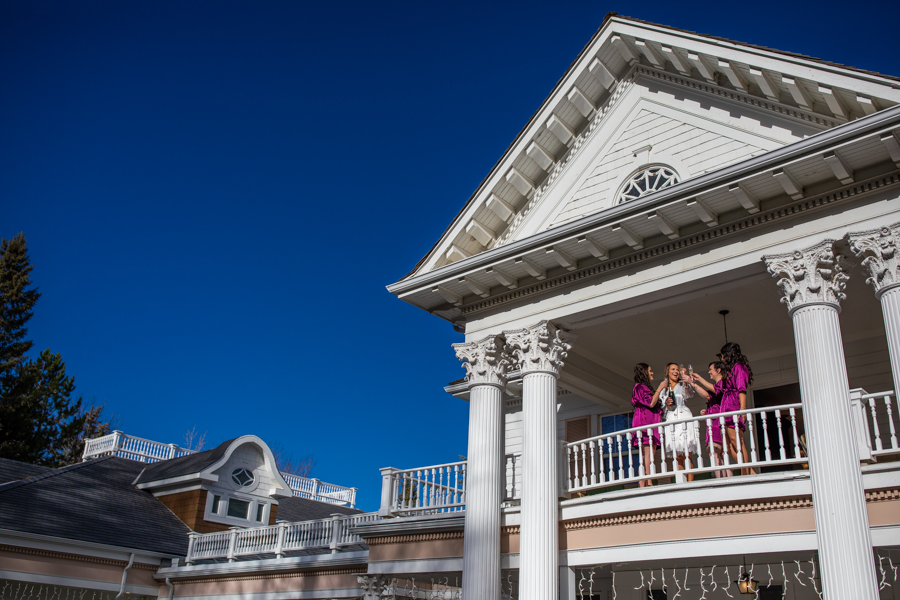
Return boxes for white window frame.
[204,490,270,527]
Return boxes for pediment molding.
[402,17,900,282]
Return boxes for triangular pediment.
[403,14,900,279]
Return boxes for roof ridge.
[0,456,114,494]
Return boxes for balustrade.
[381,461,467,516]
[185,512,379,564]
[851,388,899,459]
[564,403,807,492]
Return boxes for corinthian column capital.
[846,222,900,298]
[763,239,854,314]
[502,320,576,377]
[453,334,510,387]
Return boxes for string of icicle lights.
[587,550,898,600]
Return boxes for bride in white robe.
[659,364,701,476]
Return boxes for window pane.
[227,498,250,519]
[211,495,220,515]
[256,504,264,522]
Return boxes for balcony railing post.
[185,532,197,565]
[350,487,358,509]
[168,443,178,460]
[378,468,398,517]
[226,527,239,563]
[557,439,571,498]
[311,478,320,501]
[111,430,123,457]
[329,514,343,554]
[275,521,287,558]
[849,388,875,463]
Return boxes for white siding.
[552,108,768,226]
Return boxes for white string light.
[634,570,646,591]
[808,559,823,600]
[749,564,760,600]
[793,560,807,586]
[709,564,718,592]
[698,566,709,600]
[781,562,789,600]
[588,567,595,599]
[611,571,616,600]
[684,568,691,590]
[671,567,683,600]
[647,568,656,590]
[722,565,734,598]
[577,569,585,599]
[659,567,667,596]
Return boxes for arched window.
[617,165,680,204]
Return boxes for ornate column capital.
[502,320,576,377]
[763,239,854,315]
[453,334,510,387]
[846,222,900,298]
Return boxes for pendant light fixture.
[719,309,730,343]
[735,556,759,594]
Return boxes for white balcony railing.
[83,431,357,507]
[379,461,467,516]
[851,388,899,460]
[565,403,806,492]
[184,512,380,564]
[504,452,522,502]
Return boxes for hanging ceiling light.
[735,557,759,594]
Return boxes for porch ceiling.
[562,265,886,407]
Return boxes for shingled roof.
[0,458,52,484]
[276,495,362,522]
[132,438,237,485]
[0,456,190,556]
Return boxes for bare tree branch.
[269,441,316,477]
[183,426,207,452]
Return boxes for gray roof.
[276,496,361,522]
[133,438,237,485]
[0,456,190,556]
[0,458,52,484]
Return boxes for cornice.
[366,531,464,545]
[563,496,814,530]
[178,567,359,585]
[563,488,900,531]
[462,171,900,315]
[388,104,900,298]
[353,515,465,538]
[0,543,156,570]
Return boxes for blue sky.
[2,0,897,511]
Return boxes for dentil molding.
[763,239,854,314]
[847,222,900,297]
[503,321,576,377]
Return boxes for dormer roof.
[134,435,292,497]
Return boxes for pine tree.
[0,233,107,466]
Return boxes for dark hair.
[633,363,651,385]
[708,360,725,373]
[720,342,754,385]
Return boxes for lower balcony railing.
[185,512,380,564]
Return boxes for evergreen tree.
[0,233,108,466]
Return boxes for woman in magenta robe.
[691,361,729,478]
[631,363,662,487]
[720,342,754,475]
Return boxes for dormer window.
[231,468,255,487]
[617,165,680,204]
[227,498,251,519]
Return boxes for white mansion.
[2,12,900,600]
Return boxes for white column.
[764,240,879,600]
[454,335,509,600]
[504,321,576,600]
[848,222,900,392]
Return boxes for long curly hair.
[720,342,754,385]
[633,363,651,385]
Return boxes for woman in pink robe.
[692,361,729,478]
[631,363,662,487]
[720,342,754,475]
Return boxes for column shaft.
[792,304,879,599]
[462,384,503,600]
[520,372,559,600]
[879,286,900,393]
